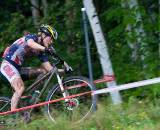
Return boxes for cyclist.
[0,24,58,111]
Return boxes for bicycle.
[0,47,97,125]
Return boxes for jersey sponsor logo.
[3,64,16,78]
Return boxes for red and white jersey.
[3,34,49,70]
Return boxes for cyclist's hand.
[45,47,56,55]
[63,61,73,74]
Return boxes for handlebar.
[48,46,73,73]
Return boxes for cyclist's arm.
[27,39,45,51]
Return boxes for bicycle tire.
[0,96,31,125]
[44,76,97,123]
[0,97,11,126]
[0,97,10,113]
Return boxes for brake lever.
[64,61,73,71]
[49,46,73,71]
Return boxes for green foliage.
[0,1,159,130]
[0,12,32,51]
[5,99,160,130]
[0,0,159,100]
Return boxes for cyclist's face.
[43,35,53,47]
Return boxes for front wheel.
[44,76,97,123]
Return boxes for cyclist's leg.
[0,60,24,111]
[20,67,46,80]
[10,77,24,111]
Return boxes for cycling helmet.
[39,24,58,40]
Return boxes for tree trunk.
[121,0,138,61]
[65,0,75,38]
[158,0,160,58]
[41,0,48,17]
[123,0,150,77]
[131,0,149,74]
[64,0,78,55]
[83,0,122,104]
[30,0,40,27]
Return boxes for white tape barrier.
[93,77,160,95]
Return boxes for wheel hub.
[65,98,79,110]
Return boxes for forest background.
[0,0,159,98]
[0,0,159,129]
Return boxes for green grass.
[3,98,160,130]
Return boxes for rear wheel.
[0,97,11,126]
[0,97,10,113]
[44,76,97,123]
[0,97,28,126]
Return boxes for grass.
[2,98,160,130]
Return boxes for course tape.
[0,91,92,115]
[1,76,159,116]
[93,75,115,84]
[64,75,115,90]
[0,76,114,116]
[94,77,160,95]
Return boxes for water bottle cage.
[29,90,40,103]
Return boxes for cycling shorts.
[0,60,20,83]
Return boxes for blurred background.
[0,0,159,101]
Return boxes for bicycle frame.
[23,65,67,114]
[1,49,72,114]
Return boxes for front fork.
[56,74,69,102]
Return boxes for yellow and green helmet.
[39,24,58,40]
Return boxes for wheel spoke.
[45,76,97,123]
[0,98,10,112]
[0,102,10,111]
